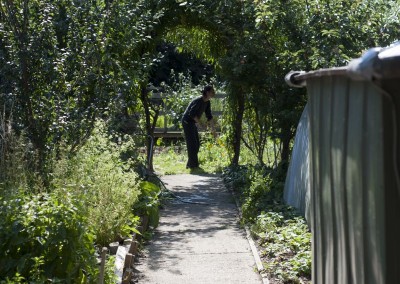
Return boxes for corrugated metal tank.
[283,103,311,225]
[285,43,400,284]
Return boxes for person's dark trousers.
[182,118,200,168]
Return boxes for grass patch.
[153,146,188,175]
[152,134,256,175]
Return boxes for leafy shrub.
[223,164,284,221]
[241,170,272,221]
[0,191,97,283]
[134,181,161,229]
[52,121,141,246]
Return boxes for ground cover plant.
[222,165,311,284]
[252,207,311,283]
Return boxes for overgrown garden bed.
[0,121,162,283]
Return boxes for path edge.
[225,183,270,284]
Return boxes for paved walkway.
[135,174,263,284]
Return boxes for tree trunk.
[140,88,153,172]
[280,127,292,168]
[231,89,245,167]
[140,87,160,172]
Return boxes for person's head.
[202,85,215,101]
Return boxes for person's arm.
[207,118,217,138]
[204,101,216,137]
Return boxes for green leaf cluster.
[0,0,114,171]
[0,119,158,281]
[223,164,285,220]
[0,191,97,283]
[134,181,161,229]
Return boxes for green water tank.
[285,43,400,284]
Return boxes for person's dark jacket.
[182,96,213,123]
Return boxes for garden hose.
[145,171,212,205]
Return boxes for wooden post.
[129,240,139,255]
[141,215,149,232]
[122,251,134,284]
[121,269,133,284]
[123,253,133,270]
[98,247,108,284]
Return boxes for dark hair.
[202,85,214,96]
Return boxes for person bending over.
[181,85,216,169]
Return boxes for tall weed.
[52,121,141,246]
[0,110,38,195]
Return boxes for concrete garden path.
[135,173,263,284]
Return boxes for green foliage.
[158,71,218,129]
[0,127,35,195]
[223,164,286,220]
[252,208,311,283]
[0,191,97,283]
[152,138,229,175]
[241,170,272,221]
[153,139,258,175]
[302,0,400,68]
[197,134,230,173]
[222,165,250,189]
[0,0,114,174]
[103,255,118,284]
[0,119,156,281]
[52,121,141,246]
[134,181,161,229]
[154,115,174,129]
[254,0,400,69]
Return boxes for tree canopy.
[1,0,399,174]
